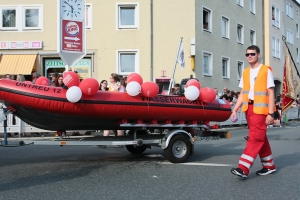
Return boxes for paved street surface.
[1,122,300,200]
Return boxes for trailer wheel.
[126,145,148,154]
[164,134,191,163]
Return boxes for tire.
[126,145,148,154]
[164,134,192,163]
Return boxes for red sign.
[61,20,83,52]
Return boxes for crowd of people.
[214,87,240,106]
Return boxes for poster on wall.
[44,58,91,80]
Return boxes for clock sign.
[61,0,84,20]
[59,0,86,68]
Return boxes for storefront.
[44,57,92,81]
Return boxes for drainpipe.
[150,0,153,81]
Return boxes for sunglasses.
[245,53,257,57]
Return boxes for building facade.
[0,0,196,92]
[195,0,263,93]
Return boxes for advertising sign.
[58,0,86,68]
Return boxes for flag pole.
[168,37,183,95]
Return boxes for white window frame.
[237,61,244,81]
[276,38,280,59]
[116,3,139,29]
[250,29,256,45]
[202,51,213,76]
[116,49,139,75]
[0,5,43,31]
[272,36,281,59]
[85,3,92,29]
[222,56,230,79]
[203,6,212,32]
[296,9,299,16]
[237,0,244,7]
[0,6,19,30]
[22,6,43,30]
[237,23,244,44]
[250,0,256,14]
[221,16,229,39]
[286,2,293,19]
[287,29,294,45]
[271,5,280,28]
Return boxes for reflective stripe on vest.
[242,65,272,115]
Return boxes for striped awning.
[0,54,37,75]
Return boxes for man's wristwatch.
[268,113,275,118]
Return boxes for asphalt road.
[1,123,300,200]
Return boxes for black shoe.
[97,145,106,148]
[231,168,247,179]
[244,136,249,140]
[256,168,276,176]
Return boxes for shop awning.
[0,54,37,75]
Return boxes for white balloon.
[184,85,200,101]
[126,81,141,96]
[66,86,82,103]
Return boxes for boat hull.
[0,79,232,131]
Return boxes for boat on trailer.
[0,79,231,163]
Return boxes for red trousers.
[238,104,276,175]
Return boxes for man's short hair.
[246,45,260,54]
[174,83,180,87]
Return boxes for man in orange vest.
[230,45,276,179]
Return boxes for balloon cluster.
[63,71,99,103]
[126,73,159,98]
[184,79,215,103]
[35,72,99,103]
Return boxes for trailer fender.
[160,129,194,150]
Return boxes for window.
[237,24,244,44]
[297,23,299,39]
[272,37,280,59]
[286,2,293,19]
[117,50,139,75]
[117,3,139,29]
[23,6,42,29]
[203,52,212,76]
[287,29,294,45]
[85,3,92,29]
[271,6,280,28]
[203,7,211,31]
[221,16,229,38]
[1,8,17,29]
[237,0,243,7]
[237,61,244,81]
[0,5,43,31]
[297,48,299,63]
[296,10,299,16]
[250,30,256,45]
[250,0,255,14]
[222,57,230,79]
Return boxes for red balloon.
[141,81,159,98]
[199,87,216,103]
[24,81,32,84]
[63,71,80,87]
[127,73,143,85]
[79,78,99,96]
[186,79,201,90]
[35,76,50,86]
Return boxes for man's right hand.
[230,111,237,123]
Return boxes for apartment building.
[195,0,263,93]
[0,0,196,91]
[265,0,300,95]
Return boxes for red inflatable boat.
[0,79,231,131]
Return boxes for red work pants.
[238,104,276,175]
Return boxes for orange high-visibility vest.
[242,65,273,115]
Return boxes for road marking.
[159,162,234,167]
